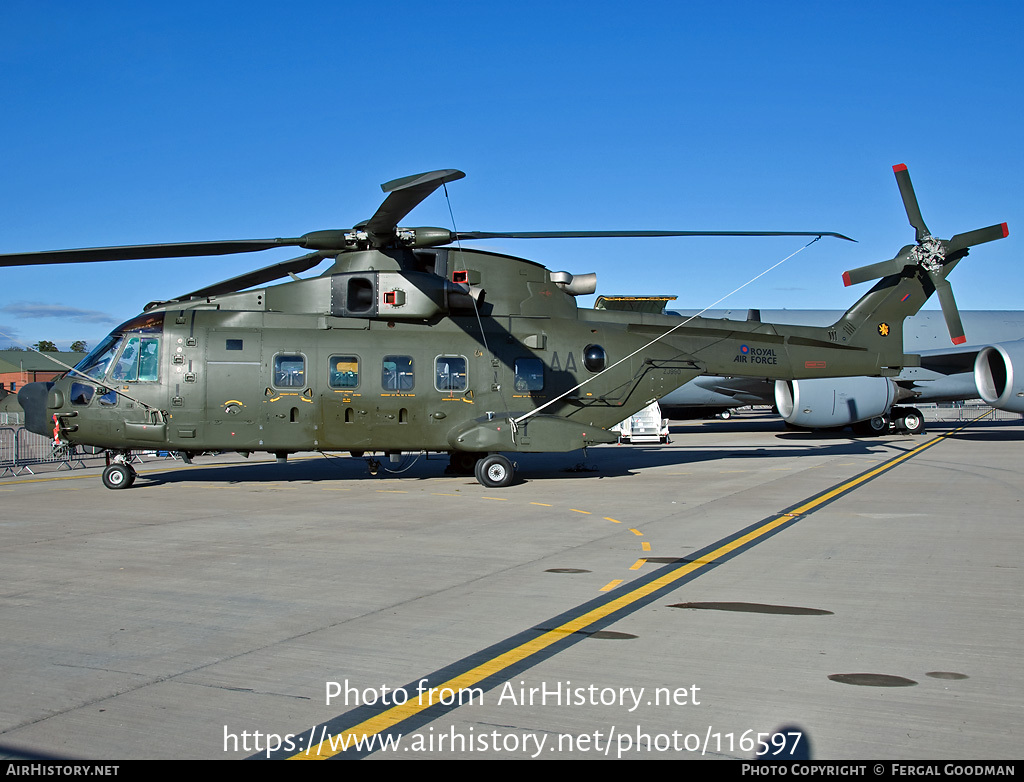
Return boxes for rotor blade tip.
[893,163,908,173]
[1001,222,1009,238]
[842,271,852,287]
[952,335,967,345]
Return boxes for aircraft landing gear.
[474,454,515,488]
[893,406,925,434]
[852,414,889,437]
[447,451,481,475]
[102,462,136,490]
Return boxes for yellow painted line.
[289,419,982,761]
[628,528,643,536]
[0,472,96,486]
[530,502,553,507]
[641,542,651,552]
[376,490,407,494]
[604,517,621,524]
[431,493,460,497]
[629,559,646,570]
[570,509,591,515]
[482,497,508,501]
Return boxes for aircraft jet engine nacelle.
[774,377,896,428]
[975,341,1024,413]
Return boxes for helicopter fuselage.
[24,245,917,463]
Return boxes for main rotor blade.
[362,169,465,242]
[0,238,310,267]
[946,222,1009,255]
[170,251,329,301]
[454,230,856,241]
[892,164,930,242]
[931,274,966,345]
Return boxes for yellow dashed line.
[599,579,623,592]
[482,497,508,501]
[530,502,553,507]
[641,542,651,552]
[376,490,407,494]
[628,528,643,536]
[604,517,621,524]
[570,509,591,515]
[629,559,646,570]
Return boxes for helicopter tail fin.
[835,164,1008,359]
[832,257,962,370]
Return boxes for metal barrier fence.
[0,426,91,476]
[926,404,1023,423]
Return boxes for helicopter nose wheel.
[102,463,137,490]
[474,454,516,488]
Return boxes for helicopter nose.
[18,382,53,437]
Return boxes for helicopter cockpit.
[69,313,164,404]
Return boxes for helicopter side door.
[204,330,264,450]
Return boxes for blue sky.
[1,0,1021,350]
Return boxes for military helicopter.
[4,166,1007,489]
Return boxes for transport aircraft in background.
[660,309,1024,434]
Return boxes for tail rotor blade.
[931,274,966,344]
[893,163,930,241]
[947,222,1009,255]
[842,256,906,286]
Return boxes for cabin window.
[583,344,607,373]
[329,355,360,389]
[382,356,414,391]
[435,356,467,391]
[226,339,243,351]
[274,354,306,387]
[514,358,544,392]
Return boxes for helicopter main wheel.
[102,463,136,490]
[474,454,515,488]
[895,407,925,434]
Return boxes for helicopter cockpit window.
[274,355,306,387]
[74,335,122,380]
[73,312,164,382]
[110,336,160,382]
[382,356,414,391]
[514,358,544,392]
[435,356,467,391]
[70,383,95,406]
[329,355,359,389]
